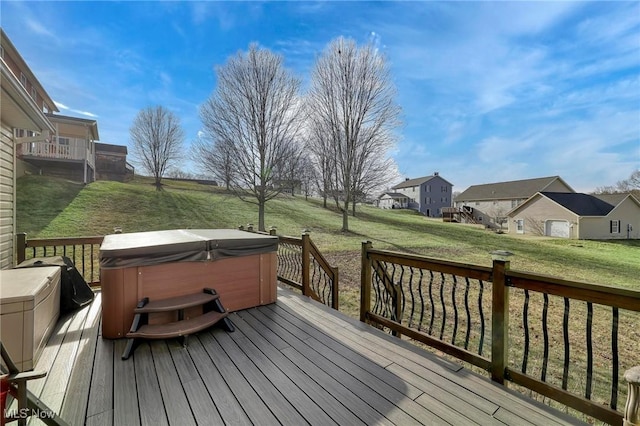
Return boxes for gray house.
[388,172,453,217]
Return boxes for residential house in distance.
[95,142,134,182]
[453,176,574,228]
[18,113,99,183]
[382,172,453,217]
[507,192,640,239]
[0,29,56,268]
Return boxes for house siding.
[579,199,640,240]
[394,175,452,217]
[0,123,15,268]
[508,195,578,238]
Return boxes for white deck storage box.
[0,267,61,371]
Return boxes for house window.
[441,186,447,192]
[31,87,37,101]
[426,197,431,204]
[511,200,517,208]
[20,72,27,87]
[0,45,4,58]
[426,185,431,192]
[58,137,70,145]
[412,186,415,192]
[610,220,620,234]
[516,219,524,234]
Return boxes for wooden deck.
[27,288,587,425]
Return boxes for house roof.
[592,193,629,206]
[541,192,615,216]
[456,176,571,202]
[95,142,127,154]
[380,192,407,199]
[392,174,452,189]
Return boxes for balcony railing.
[19,140,89,162]
[360,241,640,425]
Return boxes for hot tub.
[99,229,278,339]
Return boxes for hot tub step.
[127,310,228,339]
[134,292,219,313]
[122,288,234,360]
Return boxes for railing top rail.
[24,236,105,247]
[307,238,336,277]
[278,235,303,246]
[507,270,640,310]
[367,248,493,281]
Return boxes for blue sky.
[3,1,639,192]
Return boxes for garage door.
[545,220,570,238]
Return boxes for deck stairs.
[121,288,234,359]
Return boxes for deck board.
[31,287,589,425]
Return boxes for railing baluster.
[417,269,425,332]
[562,297,570,390]
[439,272,446,340]
[428,271,435,335]
[586,302,593,399]
[464,277,471,350]
[408,266,416,328]
[478,280,485,356]
[451,275,458,345]
[611,307,619,410]
[541,293,550,382]
[522,289,530,374]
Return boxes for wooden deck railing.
[239,226,339,310]
[360,241,640,426]
[16,233,104,286]
[16,230,339,310]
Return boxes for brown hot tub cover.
[100,229,278,269]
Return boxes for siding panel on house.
[0,123,14,268]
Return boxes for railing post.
[331,266,339,310]
[301,231,311,297]
[491,258,510,385]
[16,232,27,265]
[624,366,640,426]
[269,227,277,236]
[360,241,372,323]
[247,224,254,232]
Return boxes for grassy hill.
[16,175,640,296]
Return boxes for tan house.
[0,29,55,268]
[507,192,640,239]
[18,113,99,183]
[454,176,574,227]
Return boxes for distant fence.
[360,241,640,425]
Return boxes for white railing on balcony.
[20,139,90,162]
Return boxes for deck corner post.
[360,241,373,323]
[491,258,510,385]
[269,227,277,236]
[301,232,311,297]
[332,266,339,310]
[624,366,640,426]
[16,232,27,265]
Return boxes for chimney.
[434,171,439,176]
[405,177,410,181]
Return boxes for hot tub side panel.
[100,252,277,339]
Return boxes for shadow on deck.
[28,288,585,425]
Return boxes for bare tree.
[307,37,401,231]
[200,44,303,231]
[191,135,235,190]
[594,169,640,198]
[130,106,184,190]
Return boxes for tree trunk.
[154,177,162,191]
[258,201,266,232]
[351,195,356,217]
[342,200,349,231]
[323,194,327,208]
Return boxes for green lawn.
[17,175,640,291]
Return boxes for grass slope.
[16,175,640,289]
